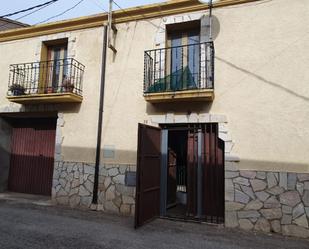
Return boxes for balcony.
[7,58,85,104]
[143,42,214,103]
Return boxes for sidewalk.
[0,192,53,206]
[0,196,308,249]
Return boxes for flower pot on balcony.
[65,84,74,93]
[62,79,74,93]
[46,88,54,94]
[9,84,25,96]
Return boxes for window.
[40,38,68,93]
[166,21,201,90]
[47,43,68,91]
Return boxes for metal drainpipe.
[92,25,108,204]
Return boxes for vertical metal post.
[159,49,162,84]
[160,129,168,216]
[92,25,108,204]
[107,0,117,53]
[154,51,157,86]
[143,53,147,92]
[209,0,213,41]
[211,42,215,89]
[181,46,184,90]
[197,129,203,218]
[108,0,112,48]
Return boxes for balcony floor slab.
[7,93,83,104]
[144,89,214,103]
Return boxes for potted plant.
[45,87,54,94]
[9,84,25,96]
[62,78,74,93]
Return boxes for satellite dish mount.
[108,0,118,53]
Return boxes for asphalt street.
[0,199,308,249]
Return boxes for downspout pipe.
[92,25,108,204]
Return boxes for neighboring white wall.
[101,0,309,172]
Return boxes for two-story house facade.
[0,0,309,238]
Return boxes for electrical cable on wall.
[112,0,161,29]
[0,1,57,29]
[0,0,110,29]
[0,0,59,18]
[35,0,85,25]
[88,0,108,13]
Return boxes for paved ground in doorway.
[0,198,308,249]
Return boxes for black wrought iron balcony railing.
[7,58,85,97]
[144,41,214,94]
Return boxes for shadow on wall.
[61,146,138,165]
[22,103,82,114]
[216,56,309,103]
[0,105,82,121]
[0,144,308,199]
[61,144,308,173]
[0,103,82,118]
[146,101,213,116]
[238,159,309,174]
[57,103,82,114]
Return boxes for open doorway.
[166,130,188,219]
[162,123,225,223]
[135,123,224,228]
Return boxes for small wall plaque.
[125,172,136,187]
[103,145,115,159]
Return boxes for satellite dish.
[199,0,217,40]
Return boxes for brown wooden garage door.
[8,118,56,196]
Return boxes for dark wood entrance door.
[135,124,161,228]
[8,118,56,196]
[202,123,225,223]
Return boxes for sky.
[0,0,167,25]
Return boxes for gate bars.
[161,123,224,224]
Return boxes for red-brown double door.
[8,118,56,196]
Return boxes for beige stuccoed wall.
[101,19,161,165]
[102,0,309,172]
[211,0,309,172]
[0,27,104,163]
[0,0,308,173]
